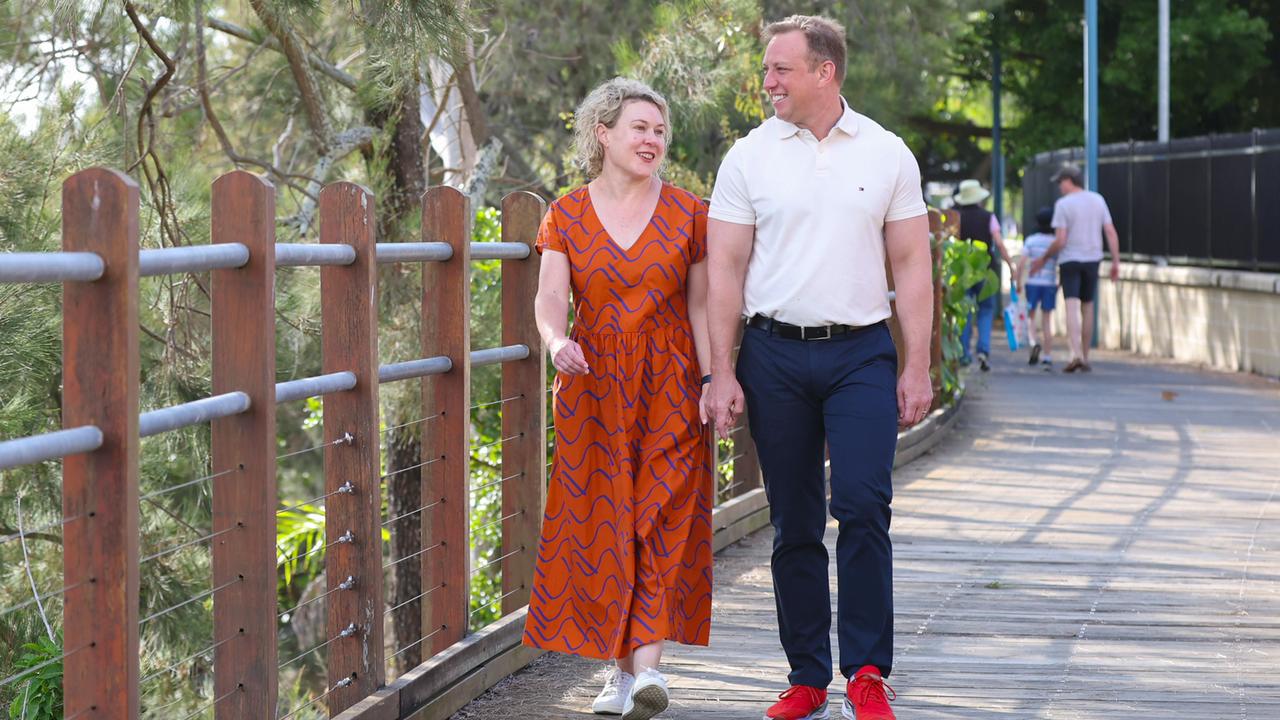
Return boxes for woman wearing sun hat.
[954,178,1015,371]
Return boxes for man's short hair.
[762,15,847,84]
[1051,164,1084,187]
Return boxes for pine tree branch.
[205,16,358,91]
[194,5,318,199]
[246,0,333,152]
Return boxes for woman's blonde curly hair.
[572,77,671,179]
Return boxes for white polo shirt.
[708,100,927,327]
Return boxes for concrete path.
[453,349,1280,719]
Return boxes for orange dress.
[522,183,714,659]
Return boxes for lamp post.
[1085,0,1099,190]
[1159,0,1169,142]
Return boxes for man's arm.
[1103,222,1121,280]
[706,218,753,437]
[1032,227,1069,275]
[885,213,934,428]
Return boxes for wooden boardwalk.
[454,350,1280,719]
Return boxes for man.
[705,15,933,720]
[1029,164,1120,373]
[953,179,1015,372]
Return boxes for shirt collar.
[771,97,861,140]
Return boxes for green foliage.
[954,0,1277,175]
[615,0,765,186]
[468,206,506,628]
[937,236,997,399]
[276,503,327,593]
[7,635,62,720]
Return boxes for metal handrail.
[375,242,452,263]
[378,356,452,384]
[0,426,104,471]
[470,242,531,261]
[139,244,249,277]
[471,344,530,368]
[139,392,252,438]
[276,372,357,404]
[0,252,105,283]
[275,243,357,267]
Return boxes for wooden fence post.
[320,183,384,712]
[61,167,140,720]
[499,191,547,614]
[211,171,278,719]
[421,186,471,654]
[731,422,761,497]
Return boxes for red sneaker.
[841,666,896,719]
[764,685,830,720]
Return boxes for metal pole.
[1085,0,1099,190]
[1158,0,1170,142]
[992,17,1004,226]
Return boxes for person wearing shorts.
[1030,164,1120,373]
[1019,206,1057,371]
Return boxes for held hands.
[549,336,589,375]
[707,375,745,437]
[897,365,933,430]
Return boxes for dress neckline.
[583,181,667,256]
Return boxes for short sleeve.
[885,140,928,222]
[534,203,564,255]
[707,142,756,225]
[1051,199,1067,229]
[690,196,708,263]
[1098,195,1114,225]
[989,214,1001,235]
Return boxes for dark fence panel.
[1024,128,1280,271]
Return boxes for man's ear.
[820,60,838,87]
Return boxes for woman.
[522,78,714,720]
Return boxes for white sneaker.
[622,668,669,720]
[592,667,635,715]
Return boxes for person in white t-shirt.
[705,15,932,720]
[1030,164,1120,373]
[1019,206,1058,371]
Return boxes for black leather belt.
[746,314,868,341]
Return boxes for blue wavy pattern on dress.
[524,184,714,659]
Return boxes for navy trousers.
[736,321,898,686]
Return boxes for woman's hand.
[698,379,711,425]
[549,336,590,375]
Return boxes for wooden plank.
[320,182,385,712]
[499,191,547,615]
[394,611,531,713]
[61,167,141,720]
[420,186,471,655]
[210,170,278,719]
[403,643,545,720]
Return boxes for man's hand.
[549,336,589,375]
[1109,260,1120,281]
[897,365,933,429]
[1029,257,1046,276]
[708,375,746,438]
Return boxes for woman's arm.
[687,259,711,424]
[687,260,711,376]
[535,250,588,375]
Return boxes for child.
[1019,206,1058,371]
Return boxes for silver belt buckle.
[806,325,832,341]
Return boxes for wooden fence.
[0,167,771,720]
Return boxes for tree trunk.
[362,50,429,673]
[386,431,424,671]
